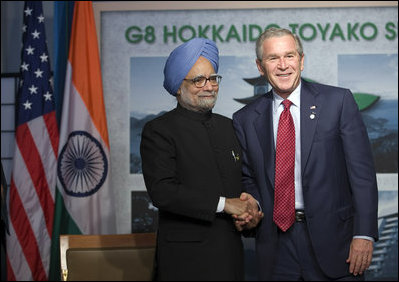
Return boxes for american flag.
[6,1,59,280]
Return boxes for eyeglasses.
[183,74,222,88]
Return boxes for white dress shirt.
[272,84,304,210]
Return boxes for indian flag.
[49,1,116,279]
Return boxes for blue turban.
[163,38,219,96]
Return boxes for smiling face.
[177,56,219,112]
[256,35,304,99]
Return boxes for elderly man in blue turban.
[140,38,262,281]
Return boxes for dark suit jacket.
[232,79,378,280]
[140,104,244,281]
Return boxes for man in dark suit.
[140,38,262,281]
[232,28,378,281]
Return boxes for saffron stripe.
[68,1,110,149]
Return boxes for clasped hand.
[224,193,264,231]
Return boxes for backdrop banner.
[96,3,398,280]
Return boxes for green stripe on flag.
[49,188,81,281]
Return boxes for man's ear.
[256,59,265,76]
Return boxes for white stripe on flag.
[28,116,57,201]
[59,64,105,144]
[12,146,52,274]
[7,222,33,281]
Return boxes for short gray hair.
[255,27,303,61]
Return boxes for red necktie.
[273,99,295,232]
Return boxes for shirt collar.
[272,82,301,112]
[176,103,212,121]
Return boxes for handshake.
[224,193,264,231]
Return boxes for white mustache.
[198,91,217,97]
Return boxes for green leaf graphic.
[353,93,380,111]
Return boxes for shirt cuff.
[353,235,375,242]
[217,197,226,213]
[255,199,262,212]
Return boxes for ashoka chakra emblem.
[58,131,108,197]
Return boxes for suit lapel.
[254,93,275,187]
[251,81,320,188]
[300,80,320,175]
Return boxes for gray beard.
[197,92,218,111]
[179,91,218,112]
